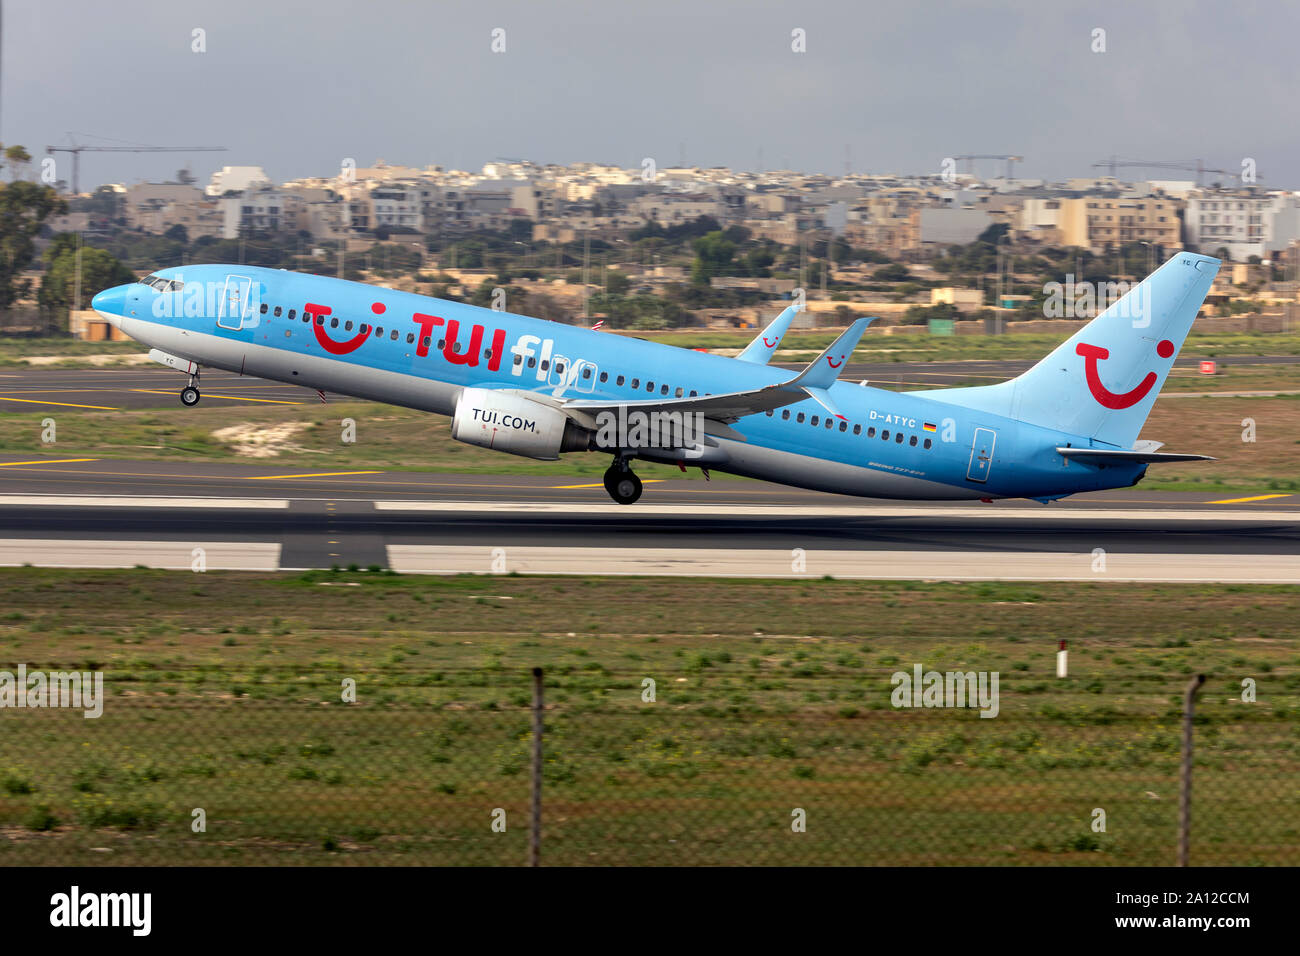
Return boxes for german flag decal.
[923,422,937,432]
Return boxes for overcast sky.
[8,0,1297,189]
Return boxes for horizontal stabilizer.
[1056,447,1215,464]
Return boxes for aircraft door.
[966,427,996,482]
[218,274,252,330]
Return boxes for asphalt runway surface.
[2,352,1297,411]
[0,457,1295,581]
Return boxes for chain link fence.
[0,663,1293,865]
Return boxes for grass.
[0,569,1293,865]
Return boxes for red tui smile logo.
[1076,339,1174,409]
[763,336,778,348]
[306,302,369,355]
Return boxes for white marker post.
[1056,639,1068,678]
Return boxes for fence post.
[1178,674,1206,867]
[529,666,543,867]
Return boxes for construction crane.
[1091,157,1255,187]
[44,139,228,194]
[953,154,1023,180]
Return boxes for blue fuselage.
[95,265,1147,501]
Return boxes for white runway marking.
[385,546,1300,583]
[0,540,281,570]
[0,495,290,509]
[373,501,1298,522]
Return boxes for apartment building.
[1184,190,1269,259]
[1057,196,1182,252]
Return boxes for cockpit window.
[141,274,182,292]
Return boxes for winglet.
[801,386,848,420]
[783,317,876,390]
[737,305,798,364]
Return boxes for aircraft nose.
[91,284,131,324]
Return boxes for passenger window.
[826,419,834,429]
[766,410,773,416]
[868,427,876,438]
[514,354,522,366]
[316,315,325,325]
[583,367,592,379]
[423,336,431,348]
[782,410,790,420]
[555,363,565,375]
[852,424,861,435]
[528,357,536,368]
[599,372,608,383]
[345,321,353,332]
[331,318,339,328]
[438,339,446,349]
[617,375,625,386]
[896,432,904,443]
[882,430,890,440]
[374,326,383,336]
[689,390,698,397]
[406,333,415,344]
[390,329,399,340]
[273,306,282,317]
[631,379,639,389]
[909,435,917,446]
[811,415,819,426]
[661,385,669,395]
[796,413,805,423]
[260,303,268,314]
[288,310,296,319]
[923,438,932,449]
[646,381,654,391]
[675,387,683,397]
[360,323,368,334]
[541,360,549,371]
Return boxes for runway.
[0,456,1296,582]
[1,352,1296,410]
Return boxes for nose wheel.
[603,459,642,505]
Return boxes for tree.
[690,230,736,285]
[872,263,911,282]
[605,270,631,295]
[38,240,134,328]
[4,145,32,181]
[0,174,67,310]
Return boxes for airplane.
[90,252,1219,505]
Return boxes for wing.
[560,317,877,427]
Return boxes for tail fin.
[907,253,1219,448]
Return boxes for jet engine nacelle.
[451,387,590,460]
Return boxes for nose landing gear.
[603,457,642,505]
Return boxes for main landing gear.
[180,369,201,407]
[603,457,642,505]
